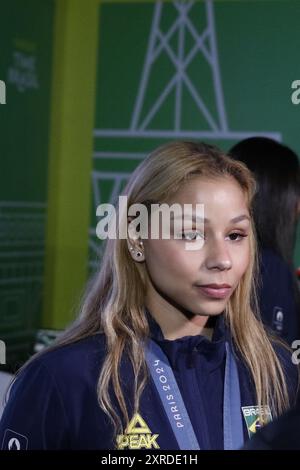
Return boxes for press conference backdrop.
[90,0,300,270]
[0,0,54,367]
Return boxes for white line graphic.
[94,0,281,141]
[90,0,281,266]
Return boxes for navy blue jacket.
[242,401,300,450]
[0,314,297,450]
[259,248,300,345]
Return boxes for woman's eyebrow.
[229,214,250,223]
[170,214,250,223]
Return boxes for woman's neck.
[146,297,211,340]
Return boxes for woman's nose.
[205,240,232,271]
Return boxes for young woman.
[229,137,300,345]
[0,141,298,450]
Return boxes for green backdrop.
[91,0,300,268]
[0,0,54,367]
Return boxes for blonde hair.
[31,142,295,438]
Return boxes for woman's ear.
[127,215,145,262]
[127,238,145,262]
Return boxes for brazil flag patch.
[242,406,272,438]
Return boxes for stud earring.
[129,247,144,260]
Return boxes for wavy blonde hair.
[32,141,295,438]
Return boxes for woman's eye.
[181,231,204,241]
[228,232,248,241]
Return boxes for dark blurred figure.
[230,137,300,345]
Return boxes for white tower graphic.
[91,0,281,263]
[94,0,281,141]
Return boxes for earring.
[129,242,143,252]
[129,246,144,260]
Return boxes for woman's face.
[143,176,251,318]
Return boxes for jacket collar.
[145,307,227,372]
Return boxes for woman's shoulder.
[0,334,111,449]
[39,332,107,362]
[19,333,108,386]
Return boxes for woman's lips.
[195,285,232,299]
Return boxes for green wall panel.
[91,0,300,269]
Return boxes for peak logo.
[116,413,160,450]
